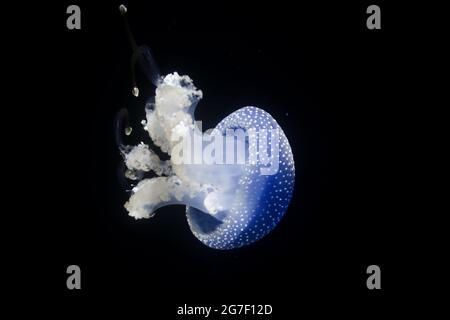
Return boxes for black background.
[10,0,418,317]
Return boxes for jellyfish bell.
[116,5,295,250]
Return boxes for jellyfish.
[116,5,295,250]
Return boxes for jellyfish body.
[120,72,295,249]
[187,107,295,249]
